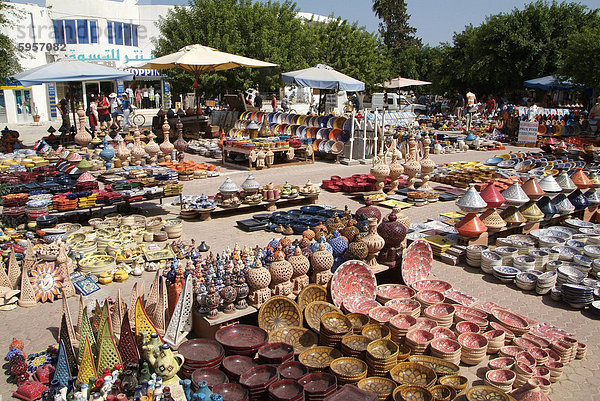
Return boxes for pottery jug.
[74,105,93,147]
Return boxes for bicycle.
[129,106,146,127]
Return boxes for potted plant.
[32,103,40,123]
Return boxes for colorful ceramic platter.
[443,289,479,307]
[331,260,377,308]
[258,296,302,333]
[402,240,433,286]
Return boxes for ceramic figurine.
[204,283,220,320]
[219,276,237,314]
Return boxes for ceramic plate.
[376,284,415,301]
[331,260,377,308]
[402,240,433,286]
[411,279,453,293]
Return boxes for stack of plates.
[507,234,536,255]
[513,255,536,271]
[545,260,563,272]
[239,365,279,401]
[298,372,337,401]
[458,332,488,365]
[565,219,595,230]
[591,259,600,277]
[216,325,268,356]
[341,334,370,359]
[481,251,502,274]
[536,271,557,294]
[466,245,488,267]
[516,271,541,291]
[557,265,585,286]
[538,235,566,248]
[492,265,520,283]
[405,329,434,356]
[430,338,461,365]
[561,283,594,308]
[588,236,600,245]
[423,303,456,328]
[583,245,600,259]
[320,312,352,348]
[495,246,519,266]
[415,290,445,313]
[552,245,582,261]
[366,339,399,377]
[539,247,561,262]
[528,250,549,271]
[389,314,417,343]
[178,339,225,379]
[385,299,421,318]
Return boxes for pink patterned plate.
[343,297,381,314]
[431,338,461,353]
[477,301,505,315]
[389,314,417,330]
[431,327,457,341]
[453,305,488,320]
[458,332,488,349]
[414,317,438,331]
[331,260,377,308]
[443,289,478,307]
[425,303,455,318]
[529,348,549,361]
[406,329,434,344]
[530,322,574,342]
[385,299,421,314]
[376,284,415,301]
[368,306,398,323]
[411,279,452,293]
[492,308,530,329]
[402,240,433,286]
[416,290,445,304]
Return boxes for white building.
[0,0,174,124]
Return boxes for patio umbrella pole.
[70,82,77,131]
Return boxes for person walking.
[87,95,98,131]
[281,95,290,112]
[121,93,133,129]
[466,90,477,131]
[108,93,122,128]
[254,92,263,110]
[97,93,111,126]
[57,93,71,132]
[271,95,277,111]
[453,91,464,119]
[486,95,497,116]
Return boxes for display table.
[222,145,314,170]
[192,306,258,339]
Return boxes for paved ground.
[1,145,599,399]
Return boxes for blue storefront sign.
[47,82,57,118]
[163,81,171,109]
[117,79,124,96]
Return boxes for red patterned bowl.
[458,333,488,350]
[454,305,488,320]
[414,317,438,332]
[368,306,398,323]
[239,365,279,389]
[425,303,455,318]
[523,333,551,348]
[546,360,563,370]
[516,351,536,368]
[385,299,421,314]
[513,337,540,350]
[490,322,515,339]
[222,355,257,380]
[406,329,434,345]
[499,346,525,358]
[483,330,505,342]
[486,369,516,385]
[343,297,380,314]
[431,327,457,341]
[488,357,515,370]
[416,290,445,304]
[431,338,461,354]
[455,321,481,335]
[411,279,452,293]
[533,366,550,377]
[545,348,561,363]
[389,314,417,331]
[376,284,415,303]
[492,308,530,330]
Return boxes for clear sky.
[11,0,599,45]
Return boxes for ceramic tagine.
[519,177,545,222]
[550,193,575,215]
[479,181,507,231]
[241,174,261,193]
[538,174,562,195]
[499,179,530,227]
[455,183,488,238]
[570,168,592,190]
[555,171,577,193]
[219,177,240,197]
[567,189,590,209]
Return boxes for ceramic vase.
[131,136,146,165]
[160,116,175,162]
[419,133,436,190]
[74,105,93,147]
[403,132,421,189]
[387,139,404,194]
[371,153,390,195]
[145,133,160,165]
[363,218,385,270]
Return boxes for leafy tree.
[0,0,22,78]
[371,0,420,54]
[561,22,600,93]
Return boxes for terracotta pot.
[480,181,506,208]
[570,168,592,189]
[455,213,487,238]
[521,178,545,200]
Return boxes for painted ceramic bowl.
[269,327,318,355]
[212,383,249,401]
[430,327,457,341]
[368,306,399,323]
[297,284,328,311]
[424,303,455,318]
[389,362,437,388]
[191,368,229,389]
[330,357,368,379]
[385,299,421,315]
[258,342,294,364]
[392,385,433,401]
[389,314,418,331]
[485,369,515,385]
[320,312,352,334]
[297,372,337,395]
[299,346,343,371]
[376,284,415,303]
[239,365,278,389]
[438,375,468,391]
[341,334,371,353]
[367,339,399,360]
[179,339,224,365]
[357,377,396,399]
[458,333,488,350]
[465,385,512,401]
[407,355,460,377]
[402,240,433,286]
[331,260,377,308]
[362,324,391,341]
[488,357,515,370]
[258,296,302,333]
[304,301,342,332]
[456,321,481,334]
[343,297,381,314]
[277,361,308,381]
[346,313,370,332]
[416,290,445,305]
[430,338,461,354]
[411,280,452,293]
[268,379,304,401]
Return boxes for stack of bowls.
[191,369,229,391]
[297,372,337,401]
[239,365,279,401]
[583,244,600,259]
[550,340,572,364]
[528,250,549,271]
[431,326,458,341]
[430,338,461,365]
[423,303,455,328]
[488,357,515,371]
[346,313,370,334]
[340,335,370,359]
[514,362,534,388]
[483,330,506,354]
[414,317,438,332]
[536,271,557,294]
[178,339,225,379]
[499,345,525,359]
[268,379,304,401]
[368,306,398,324]
[545,260,562,272]
[481,251,502,274]
[385,299,421,318]
[361,324,391,342]
[557,266,585,286]
[216,325,269,356]
[546,360,564,383]
[485,369,516,392]
[366,339,399,377]
[375,284,415,304]
[329,357,368,386]
[405,329,434,356]
[357,377,397,401]
[258,343,294,365]
[561,283,594,308]
[466,245,488,267]
[540,247,561,262]
[415,290,445,312]
[458,332,488,365]
[455,321,481,335]
[320,312,352,348]
[576,342,587,359]
[389,362,437,389]
[495,246,519,266]
[529,348,549,366]
[389,314,417,343]
[538,235,566,249]
[513,255,536,271]
[222,356,257,381]
[516,272,539,291]
[492,265,520,283]
[492,323,515,345]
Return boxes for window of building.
[106,21,139,46]
[53,20,97,44]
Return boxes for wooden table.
[222,145,314,170]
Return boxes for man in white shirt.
[466,90,477,131]
[108,93,122,128]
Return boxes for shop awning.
[523,75,579,91]
[123,68,165,78]
[10,59,134,86]
[281,64,365,91]
[381,76,432,89]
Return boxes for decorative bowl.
[221,355,257,380]
[269,327,318,355]
[430,338,461,354]
[438,375,468,391]
[258,342,294,364]
[258,296,302,333]
[456,321,481,334]
[330,357,368,379]
[239,365,278,389]
[191,368,229,389]
[343,296,381,314]
[331,260,377,308]
[406,329,434,345]
[297,372,337,394]
[485,368,515,385]
[179,339,224,365]
[392,385,433,401]
[416,290,446,304]
[424,303,455,318]
[376,284,415,303]
[389,362,436,388]
[212,383,249,401]
[407,356,460,377]
[431,327,457,341]
[362,324,391,341]
[385,299,421,315]
[465,385,512,401]
[357,377,396,399]
[341,334,370,353]
[368,306,399,323]
[268,379,304,401]
[367,339,399,360]
[390,314,418,331]
[458,332,488,350]
[429,385,455,401]
[488,357,515,370]
[411,280,452,293]
[299,346,343,371]
[304,301,342,332]
[215,325,268,353]
[321,312,352,335]
[277,361,309,380]
[346,313,370,332]
[297,284,327,311]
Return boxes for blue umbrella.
[281,64,365,91]
[11,59,133,86]
[523,75,579,91]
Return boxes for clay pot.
[363,218,385,268]
[455,213,487,238]
[377,213,407,248]
[480,181,506,209]
[311,242,334,273]
[345,237,369,260]
[570,168,592,189]
[521,178,545,200]
[356,200,382,223]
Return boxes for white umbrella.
[382,76,432,89]
[281,64,365,91]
